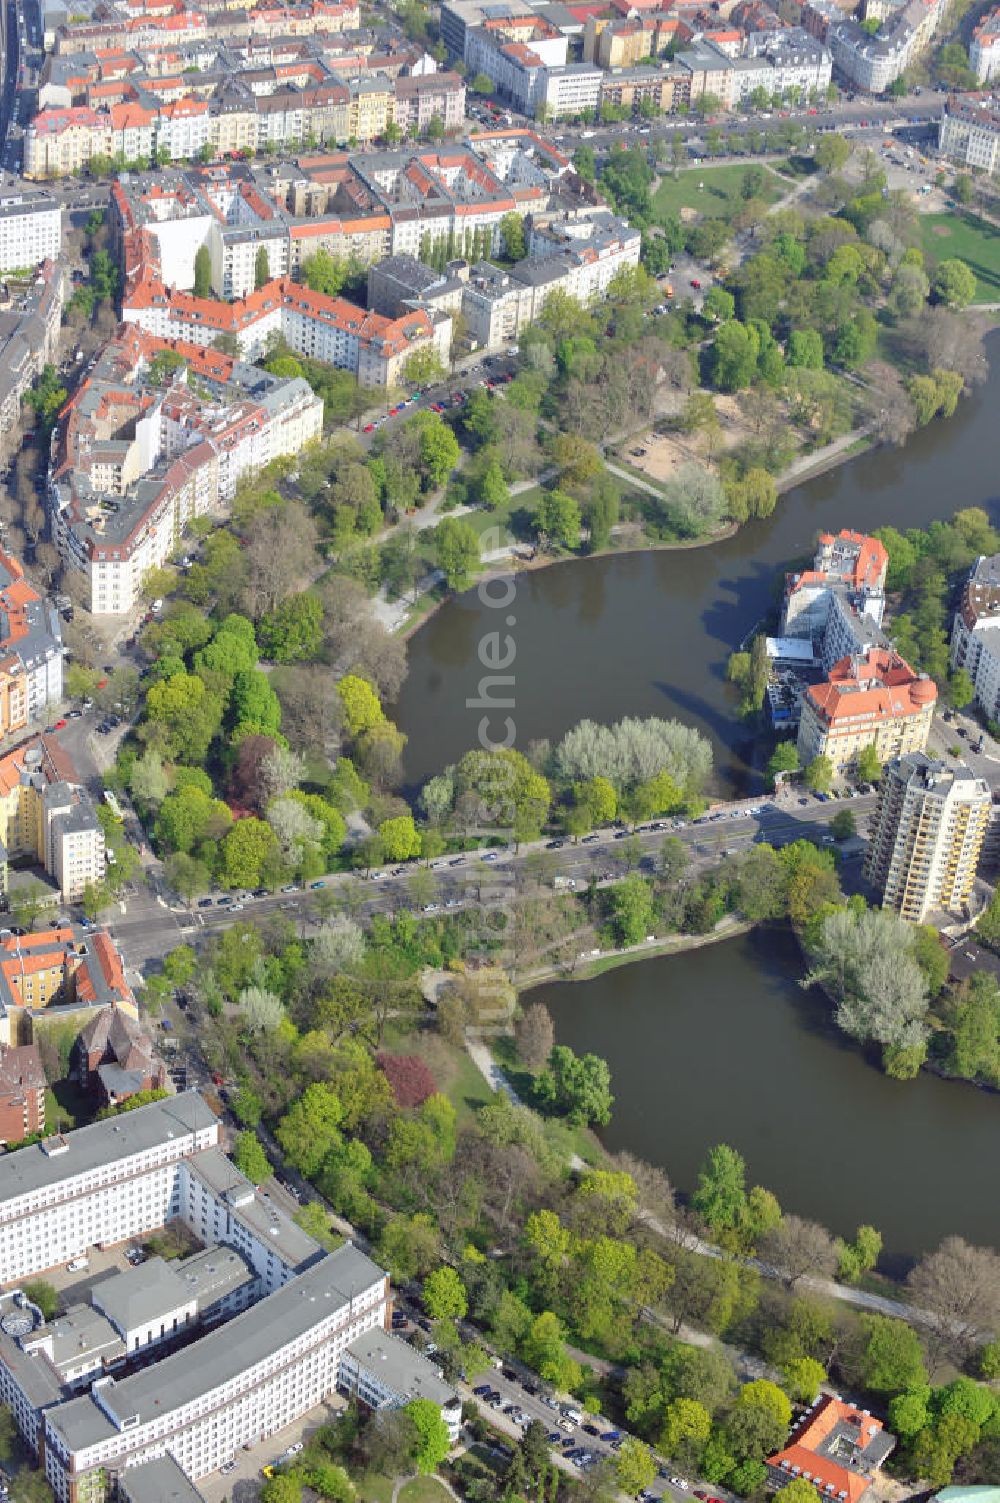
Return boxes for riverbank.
[516,915,751,993]
[391,419,896,646]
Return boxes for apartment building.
[0,928,134,1047]
[44,1248,388,1502]
[0,1088,463,1503]
[49,327,323,615]
[0,262,64,456]
[26,54,465,177]
[768,1395,895,1503]
[796,647,937,776]
[460,211,641,347]
[971,7,1000,80]
[780,529,888,671]
[111,147,529,300]
[939,93,1000,175]
[0,1093,219,1284]
[0,1045,47,1143]
[72,1005,170,1108]
[828,0,942,92]
[0,740,104,905]
[864,753,991,922]
[340,1329,463,1442]
[0,549,64,736]
[949,552,1000,716]
[0,195,61,274]
[540,63,603,118]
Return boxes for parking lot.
[196,1396,347,1503]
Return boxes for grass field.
[651,163,783,222]
[919,211,1000,304]
[399,1478,454,1503]
[358,1474,395,1503]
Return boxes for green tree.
[535,489,581,550]
[933,258,976,310]
[258,594,323,663]
[536,1045,613,1127]
[616,1437,656,1496]
[949,667,974,709]
[857,1314,927,1393]
[193,244,211,297]
[277,1083,344,1178]
[254,245,270,289]
[815,135,851,172]
[403,346,447,388]
[424,1266,467,1320]
[434,517,481,590]
[708,320,760,392]
[804,755,833,794]
[608,875,657,947]
[478,456,509,511]
[830,808,856,840]
[337,675,384,737]
[692,1144,746,1234]
[500,211,526,262]
[22,1281,59,1321]
[857,743,882,784]
[219,817,279,889]
[379,815,421,862]
[233,1130,270,1185]
[406,1397,451,1472]
[837,1224,882,1283]
[767,740,800,788]
[782,1356,826,1404]
[522,1310,581,1390]
[263,1477,302,1503]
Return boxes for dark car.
[501,1367,518,1381]
[198,898,213,908]
[582,1424,600,1437]
[473,1384,492,1397]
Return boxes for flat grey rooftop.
[0,1093,217,1211]
[186,1146,321,1271]
[119,1454,207,1503]
[91,1257,192,1336]
[345,1328,459,1408]
[49,1247,386,1452]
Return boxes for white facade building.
[950,552,1000,718]
[0,195,61,274]
[970,6,1000,80]
[939,93,1000,174]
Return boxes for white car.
[284,1443,304,1457]
[67,1257,89,1273]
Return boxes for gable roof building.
[767,1394,895,1503]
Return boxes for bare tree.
[272,664,342,756]
[863,362,916,448]
[240,500,319,619]
[514,1001,555,1070]
[908,1236,1000,1364]
[760,1215,840,1289]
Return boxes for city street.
[100,789,880,981]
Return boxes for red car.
[690,277,702,289]
[388,405,401,416]
[363,422,375,433]
[54,718,67,730]
[212,1071,224,1086]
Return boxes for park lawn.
[399,1479,454,1503]
[358,1475,395,1503]
[379,1023,495,1127]
[919,211,1000,304]
[459,493,524,545]
[651,163,783,223]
